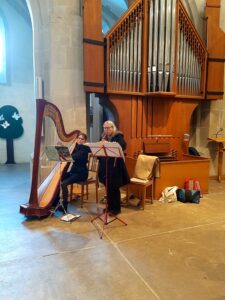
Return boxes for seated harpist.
[59,133,91,212]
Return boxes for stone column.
[28,0,86,135]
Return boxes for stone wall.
[28,0,86,142]
[0,0,35,164]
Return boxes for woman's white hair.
[103,120,117,133]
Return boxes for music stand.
[45,145,79,222]
[87,141,127,238]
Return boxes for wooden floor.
[1,163,225,300]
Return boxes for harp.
[20,99,80,217]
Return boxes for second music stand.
[87,141,127,238]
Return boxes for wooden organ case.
[83,0,225,198]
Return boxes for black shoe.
[107,209,121,216]
[57,206,65,212]
[102,208,121,216]
[102,208,112,215]
[109,210,121,216]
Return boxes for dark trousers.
[61,172,81,202]
[107,186,121,214]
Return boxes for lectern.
[208,137,225,182]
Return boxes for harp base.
[20,204,51,218]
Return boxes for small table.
[208,137,225,182]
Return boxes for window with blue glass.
[102,0,128,34]
[0,16,7,84]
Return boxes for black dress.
[60,144,91,208]
[98,131,130,214]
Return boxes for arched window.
[0,15,7,84]
[102,0,128,34]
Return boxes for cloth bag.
[176,188,200,204]
[159,186,178,203]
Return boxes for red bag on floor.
[184,178,202,197]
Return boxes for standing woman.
[98,120,130,215]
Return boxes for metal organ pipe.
[107,0,206,96]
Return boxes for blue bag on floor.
[176,189,200,204]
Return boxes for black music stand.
[87,142,127,238]
[45,145,80,222]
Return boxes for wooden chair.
[126,155,159,209]
[126,178,153,210]
[69,154,99,207]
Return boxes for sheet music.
[86,141,124,160]
[60,214,81,222]
[45,145,73,161]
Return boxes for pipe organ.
[106,0,207,96]
[82,0,222,198]
[177,4,207,96]
[147,0,176,93]
[108,1,144,92]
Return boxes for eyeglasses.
[103,126,112,129]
